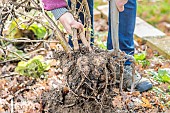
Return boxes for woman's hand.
[59,12,84,35]
[115,0,128,12]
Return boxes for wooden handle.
[110,0,119,55]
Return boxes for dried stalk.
[0,36,59,43]
[79,31,92,51]
[131,62,135,92]
[39,0,72,53]
[72,28,79,51]
[70,0,80,50]
[10,98,14,113]
[0,46,27,61]
[82,0,91,44]
[119,60,124,92]
[0,72,18,79]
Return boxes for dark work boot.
[123,65,153,92]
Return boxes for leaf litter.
[0,42,170,112]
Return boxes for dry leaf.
[49,59,57,67]
[132,91,140,97]
[141,97,153,108]
[112,95,122,108]
[0,105,5,112]
[50,42,56,49]
[159,103,164,110]
[48,68,57,77]
[146,48,154,59]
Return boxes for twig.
[70,0,79,50]
[0,47,47,64]
[6,87,31,101]
[39,0,71,53]
[131,63,135,92]
[0,58,19,64]
[82,0,92,43]
[6,79,36,101]
[100,65,109,112]
[79,31,92,51]
[0,46,27,61]
[0,36,59,43]
[11,1,41,10]
[0,72,18,79]
[119,60,124,93]
[10,98,14,113]
[63,103,76,108]
[108,62,117,85]
[72,28,79,51]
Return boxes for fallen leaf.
[50,42,56,49]
[112,95,123,108]
[159,103,164,110]
[132,91,140,97]
[146,48,154,59]
[0,105,5,112]
[49,59,57,67]
[141,97,153,108]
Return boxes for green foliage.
[134,52,146,61]
[7,20,21,38]
[151,68,170,84]
[7,19,47,39]
[137,0,170,26]
[152,87,166,97]
[8,49,25,58]
[97,40,107,50]
[94,32,107,50]
[168,86,170,95]
[28,24,47,39]
[94,0,107,9]
[15,55,50,78]
[0,46,30,61]
[152,87,170,108]
[134,52,150,67]
[165,101,170,108]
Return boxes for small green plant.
[168,86,170,95]
[15,55,50,78]
[152,87,166,97]
[7,19,47,39]
[95,32,107,50]
[134,52,150,68]
[27,24,47,39]
[153,68,170,84]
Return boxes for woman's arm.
[42,0,68,20]
[42,0,83,35]
[42,0,67,10]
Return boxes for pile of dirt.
[41,46,130,113]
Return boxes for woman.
[42,0,127,35]
[42,0,84,35]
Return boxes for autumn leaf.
[141,97,153,108]
[50,43,57,49]
[112,95,123,108]
[48,59,57,67]
[0,105,5,112]
[132,91,140,97]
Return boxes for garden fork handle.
[110,0,119,56]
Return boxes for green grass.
[94,0,170,27]
[137,0,170,26]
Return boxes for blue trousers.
[68,0,136,65]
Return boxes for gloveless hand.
[59,12,84,35]
[115,0,128,12]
